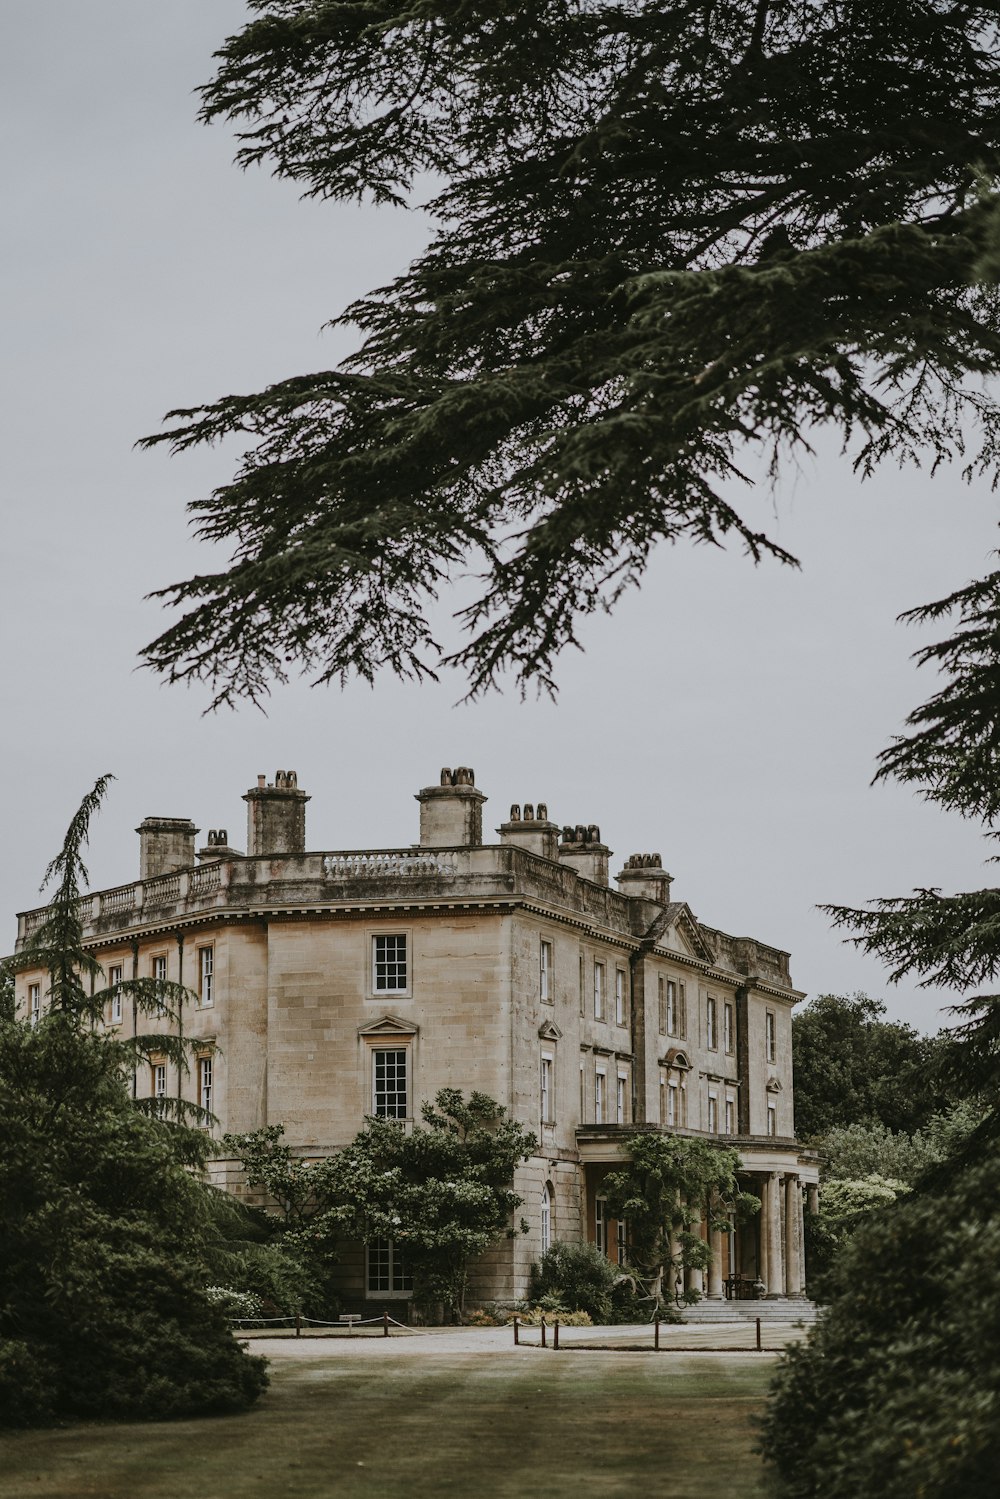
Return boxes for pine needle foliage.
[142,0,1000,704]
[0,782,269,1425]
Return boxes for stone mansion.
[13,766,818,1308]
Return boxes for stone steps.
[679,1299,818,1324]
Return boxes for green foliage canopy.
[142,0,1000,704]
[791,992,951,1139]
[322,1089,536,1317]
[602,1132,757,1298]
[0,780,268,1426]
[761,1151,1000,1498]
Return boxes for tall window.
[28,983,40,1027]
[373,1048,408,1118]
[579,1062,586,1119]
[152,954,167,982]
[540,939,553,1003]
[706,996,717,1050]
[666,979,677,1035]
[540,1185,553,1255]
[616,1219,627,1267]
[199,946,214,1007]
[108,964,123,1024]
[615,968,626,1026]
[595,1067,606,1124]
[724,1002,734,1055]
[725,1097,735,1135]
[658,976,667,1035]
[367,1238,412,1294]
[540,1054,554,1123]
[707,1091,718,1133]
[593,962,605,1020]
[766,1010,777,1063]
[198,1056,213,1113]
[667,1079,678,1126]
[373,934,407,993]
[767,1100,777,1137]
[616,1073,627,1125]
[578,952,585,1015]
[152,1062,167,1099]
[595,1197,608,1256]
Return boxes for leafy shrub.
[530,1241,619,1322]
[513,1306,593,1327]
[205,1286,266,1323]
[761,1150,1000,1498]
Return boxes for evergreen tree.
[141,1,1000,704]
[0,780,268,1427]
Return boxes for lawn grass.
[0,1350,776,1499]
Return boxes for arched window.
[541,1183,553,1255]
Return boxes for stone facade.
[13,767,819,1309]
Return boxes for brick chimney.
[498,801,560,860]
[616,853,672,905]
[558,824,612,886]
[416,766,486,847]
[137,818,199,880]
[243,770,310,857]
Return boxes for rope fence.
[231,1311,429,1338]
[511,1315,802,1353]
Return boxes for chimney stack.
[243,770,310,857]
[416,766,486,847]
[137,818,199,880]
[616,853,672,906]
[498,801,560,860]
[558,824,611,886]
[197,829,244,863]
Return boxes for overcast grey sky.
[3,1,997,1033]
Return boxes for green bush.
[530,1242,620,1322]
[761,1150,1000,1497]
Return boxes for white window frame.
[725,1097,735,1135]
[28,983,40,1027]
[152,1062,167,1099]
[616,1072,627,1125]
[152,953,167,983]
[706,995,717,1051]
[666,979,677,1036]
[540,1184,553,1256]
[108,965,123,1024]
[707,1090,718,1134]
[540,939,553,1004]
[595,1196,608,1256]
[373,933,408,995]
[540,1052,554,1124]
[724,1002,734,1055]
[366,1237,413,1297]
[198,1056,213,1114]
[372,1046,409,1119]
[593,961,606,1021]
[595,1066,606,1124]
[767,1100,777,1137]
[766,1009,777,1063]
[615,968,626,1026]
[198,946,214,1008]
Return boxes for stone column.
[707,1227,725,1299]
[684,1205,704,1297]
[757,1177,769,1289]
[797,1185,807,1293]
[765,1172,784,1297]
[784,1175,801,1296]
[807,1183,819,1216]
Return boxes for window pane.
[373,1048,408,1118]
[374,934,407,992]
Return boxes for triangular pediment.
[358,1014,419,1038]
[538,1020,563,1041]
[657,903,717,963]
[766,1075,783,1093]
